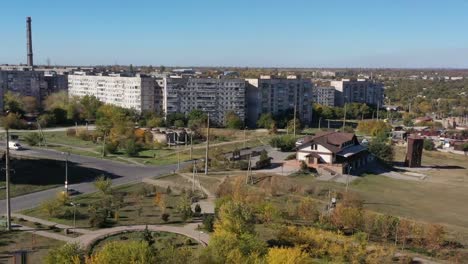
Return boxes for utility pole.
[346,166,352,192]
[327,119,330,130]
[318,117,322,130]
[343,103,347,132]
[177,150,180,171]
[243,127,246,149]
[204,113,210,175]
[65,152,69,193]
[245,153,252,184]
[189,133,193,160]
[293,87,297,137]
[5,128,11,231]
[101,133,106,157]
[376,101,380,121]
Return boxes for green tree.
[146,117,164,128]
[94,175,112,195]
[257,113,274,128]
[368,137,394,164]
[22,96,38,114]
[141,225,155,247]
[225,111,243,129]
[45,243,83,264]
[43,91,68,111]
[4,91,24,114]
[80,95,102,121]
[423,139,435,151]
[174,119,185,128]
[177,194,193,222]
[24,132,43,146]
[1,112,24,129]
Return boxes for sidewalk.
[75,223,210,249]
[11,213,92,234]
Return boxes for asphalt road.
[0,146,185,214]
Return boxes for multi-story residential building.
[313,86,336,107]
[68,72,156,112]
[245,76,313,128]
[162,77,246,125]
[330,79,384,107]
[0,69,47,105]
[42,71,68,101]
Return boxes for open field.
[16,130,272,166]
[0,231,62,264]
[287,147,468,244]
[0,156,106,198]
[22,182,197,228]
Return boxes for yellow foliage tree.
[267,247,312,264]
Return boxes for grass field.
[22,182,195,228]
[287,147,468,245]
[0,231,62,264]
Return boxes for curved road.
[0,146,188,214]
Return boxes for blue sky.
[1,0,468,68]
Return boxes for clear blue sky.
[1,0,468,68]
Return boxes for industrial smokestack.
[26,16,33,67]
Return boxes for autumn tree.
[94,175,112,195]
[45,243,83,264]
[85,241,155,264]
[225,111,243,129]
[267,247,312,264]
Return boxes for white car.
[8,141,23,150]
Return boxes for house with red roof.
[296,131,369,175]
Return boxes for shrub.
[285,153,296,160]
[269,136,296,152]
[76,128,92,141]
[66,128,76,137]
[194,203,202,214]
[202,214,215,232]
[166,186,172,195]
[105,141,119,154]
[423,139,435,151]
[161,213,170,222]
[24,132,43,146]
[124,139,141,157]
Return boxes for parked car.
[8,141,23,150]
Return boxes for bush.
[269,135,296,152]
[66,128,76,137]
[24,132,43,146]
[105,141,119,154]
[423,139,435,151]
[166,186,172,195]
[124,139,141,157]
[194,204,202,214]
[202,214,215,232]
[285,153,296,160]
[76,128,92,141]
[161,213,170,222]
[38,113,56,128]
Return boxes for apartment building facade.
[330,79,384,106]
[162,77,246,125]
[0,69,47,106]
[313,86,336,107]
[245,77,313,128]
[68,72,155,112]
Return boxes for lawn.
[0,156,108,198]
[22,182,198,228]
[90,231,199,254]
[0,230,62,264]
[287,148,468,245]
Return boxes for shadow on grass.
[0,156,121,185]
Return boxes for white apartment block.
[162,77,246,125]
[330,79,384,107]
[245,77,313,128]
[68,72,155,112]
[313,86,335,107]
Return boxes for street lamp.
[70,202,80,229]
[346,166,352,192]
[62,152,70,193]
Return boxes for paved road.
[0,146,188,214]
[0,125,96,133]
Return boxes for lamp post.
[62,152,70,193]
[70,202,80,228]
[4,115,11,231]
[243,127,247,149]
[346,166,352,192]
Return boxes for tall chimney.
[26,16,33,67]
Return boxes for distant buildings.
[68,72,156,113]
[330,78,384,107]
[312,86,335,107]
[161,77,246,125]
[245,76,313,128]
